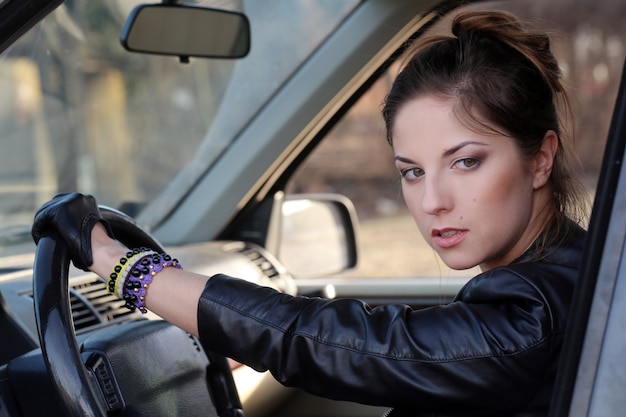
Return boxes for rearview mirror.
[120,3,250,62]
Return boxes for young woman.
[32,10,588,417]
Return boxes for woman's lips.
[431,228,468,249]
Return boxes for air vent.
[242,248,280,280]
[223,242,280,280]
[70,276,139,334]
[26,276,139,334]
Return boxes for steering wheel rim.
[33,229,104,416]
[32,207,222,417]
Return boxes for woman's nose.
[421,177,450,215]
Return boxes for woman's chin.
[439,256,479,271]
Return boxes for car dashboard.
[0,239,295,347]
[0,239,297,417]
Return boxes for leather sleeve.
[197,262,576,415]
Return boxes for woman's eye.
[401,167,424,180]
[454,157,479,170]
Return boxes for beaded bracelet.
[107,248,151,296]
[107,249,182,314]
[113,252,154,298]
[123,252,182,313]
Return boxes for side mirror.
[120,3,250,62]
[278,194,358,278]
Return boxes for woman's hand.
[31,192,115,271]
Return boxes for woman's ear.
[533,130,559,189]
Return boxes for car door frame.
[549,57,626,417]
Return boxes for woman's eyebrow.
[394,155,415,164]
[442,140,489,157]
[394,141,489,164]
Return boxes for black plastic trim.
[0,0,63,55]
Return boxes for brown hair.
[382,10,588,258]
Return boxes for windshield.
[0,0,359,255]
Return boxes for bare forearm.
[89,223,208,336]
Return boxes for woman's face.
[392,96,552,271]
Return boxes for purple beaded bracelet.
[107,248,152,296]
[108,249,182,314]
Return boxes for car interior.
[0,1,625,417]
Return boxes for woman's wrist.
[89,222,127,278]
[90,223,187,314]
[106,250,181,313]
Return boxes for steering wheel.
[32,206,243,417]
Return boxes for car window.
[0,0,359,255]
[286,0,624,279]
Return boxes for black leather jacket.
[197,226,586,417]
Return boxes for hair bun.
[452,10,550,53]
[452,10,559,92]
[452,10,520,38]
